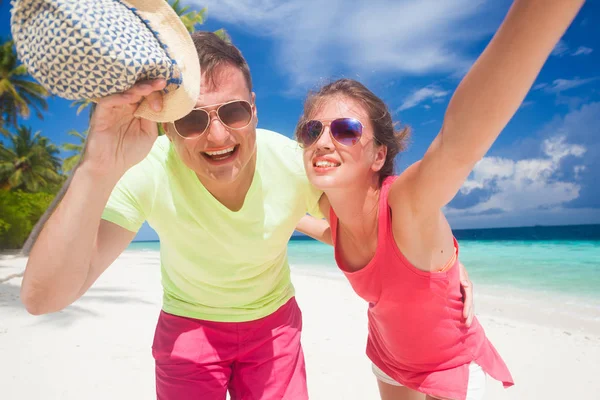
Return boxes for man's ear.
[252,92,258,125]
[373,144,387,172]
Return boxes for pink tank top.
[330,176,514,399]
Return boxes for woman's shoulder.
[387,163,419,209]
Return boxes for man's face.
[166,64,257,185]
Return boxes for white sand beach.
[1,250,599,399]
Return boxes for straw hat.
[10,0,200,122]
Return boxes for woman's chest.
[336,232,378,273]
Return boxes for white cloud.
[542,135,586,163]
[534,77,597,93]
[550,42,593,58]
[446,136,586,215]
[574,165,586,179]
[447,207,600,229]
[192,0,496,89]
[519,101,534,108]
[446,102,600,227]
[397,86,449,111]
[458,156,514,194]
[551,40,569,57]
[572,46,593,56]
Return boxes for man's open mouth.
[202,145,239,162]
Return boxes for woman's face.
[302,96,386,191]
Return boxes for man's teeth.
[206,147,235,156]
[315,160,340,167]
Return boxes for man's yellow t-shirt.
[101,129,322,322]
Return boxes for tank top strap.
[329,205,339,245]
[330,176,399,246]
[377,176,398,239]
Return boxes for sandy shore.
[1,250,599,399]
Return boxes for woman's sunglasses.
[297,118,363,148]
[173,99,254,139]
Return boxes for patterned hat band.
[10,0,201,122]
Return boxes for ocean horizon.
[127,224,600,306]
[131,223,600,243]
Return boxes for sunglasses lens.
[299,120,323,147]
[331,118,362,146]
[174,109,209,138]
[218,100,253,129]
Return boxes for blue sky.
[2,0,599,241]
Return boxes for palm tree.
[61,129,88,173]
[0,39,49,136]
[0,126,62,192]
[169,0,207,33]
[167,1,230,42]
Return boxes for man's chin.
[198,165,243,184]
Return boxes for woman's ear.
[372,144,387,172]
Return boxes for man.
[22,32,473,399]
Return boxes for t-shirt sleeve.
[101,158,158,233]
[258,128,325,219]
[289,141,324,219]
[304,178,324,219]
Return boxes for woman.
[295,1,584,399]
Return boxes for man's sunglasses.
[173,100,254,139]
[297,118,363,148]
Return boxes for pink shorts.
[151,297,307,400]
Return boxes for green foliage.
[0,126,62,191]
[71,99,94,116]
[0,190,54,249]
[168,1,230,40]
[213,29,231,43]
[0,2,228,250]
[0,39,49,135]
[61,129,88,173]
[169,0,207,33]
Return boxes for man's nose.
[205,112,230,144]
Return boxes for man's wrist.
[75,160,124,191]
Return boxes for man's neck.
[198,153,257,212]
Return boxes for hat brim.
[125,0,200,122]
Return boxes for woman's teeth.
[315,160,340,167]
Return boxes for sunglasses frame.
[172,99,255,140]
[298,118,364,148]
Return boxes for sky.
[1,0,599,241]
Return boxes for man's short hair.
[191,31,253,92]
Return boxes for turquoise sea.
[127,224,600,303]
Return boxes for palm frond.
[0,38,49,130]
[214,29,231,43]
[169,0,207,33]
[70,99,93,115]
[8,64,29,77]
